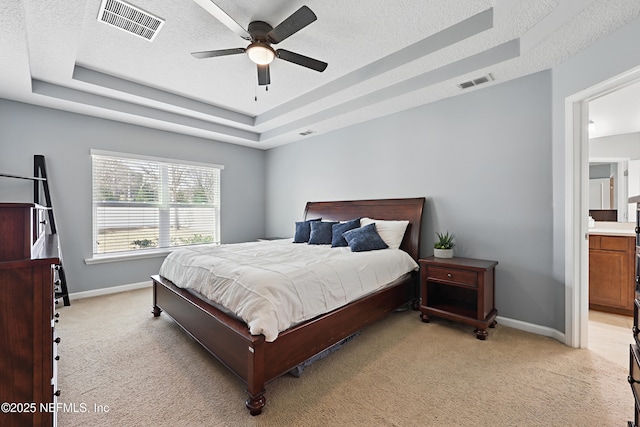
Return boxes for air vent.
[458,73,494,90]
[97,0,165,42]
[299,130,316,136]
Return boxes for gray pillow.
[342,223,388,252]
[309,221,338,245]
[293,218,322,243]
[331,218,361,247]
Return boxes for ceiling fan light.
[246,43,275,65]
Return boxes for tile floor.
[588,310,634,369]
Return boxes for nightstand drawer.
[428,266,478,288]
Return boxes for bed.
[151,197,425,415]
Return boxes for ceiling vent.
[97,0,165,42]
[299,130,316,136]
[458,73,494,90]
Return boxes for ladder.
[33,155,70,306]
[0,155,70,306]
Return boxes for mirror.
[587,79,640,223]
[588,161,630,222]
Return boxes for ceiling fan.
[192,1,328,86]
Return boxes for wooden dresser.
[0,203,60,427]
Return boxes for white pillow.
[360,217,409,250]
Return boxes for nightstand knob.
[447,273,453,278]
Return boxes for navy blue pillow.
[331,218,361,247]
[309,221,338,245]
[293,218,322,243]
[342,223,388,252]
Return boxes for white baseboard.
[496,315,566,343]
[68,281,152,300]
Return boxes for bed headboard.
[303,198,425,261]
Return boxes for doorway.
[567,65,640,350]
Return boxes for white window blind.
[91,151,222,255]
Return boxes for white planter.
[434,248,453,258]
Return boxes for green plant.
[131,238,157,249]
[434,231,455,249]
[176,234,215,245]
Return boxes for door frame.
[565,65,640,348]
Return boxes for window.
[91,150,222,256]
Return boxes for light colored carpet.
[56,288,633,426]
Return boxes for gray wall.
[266,70,556,330]
[0,100,265,293]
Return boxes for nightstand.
[419,256,498,340]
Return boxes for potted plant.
[434,231,455,258]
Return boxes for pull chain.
[255,85,269,102]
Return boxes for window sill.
[84,248,173,265]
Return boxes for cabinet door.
[589,236,634,313]
[589,250,629,306]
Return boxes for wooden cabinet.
[418,256,498,340]
[0,203,60,427]
[588,234,634,316]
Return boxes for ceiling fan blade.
[257,64,271,86]
[276,49,327,72]
[193,0,251,40]
[191,48,245,59]
[267,6,317,44]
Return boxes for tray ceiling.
[1,0,639,149]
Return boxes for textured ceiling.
[1,0,639,149]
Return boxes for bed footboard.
[152,275,267,414]
[152,272,417,415]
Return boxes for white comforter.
[159,239,418,342]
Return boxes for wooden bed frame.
[151,197,425,415]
